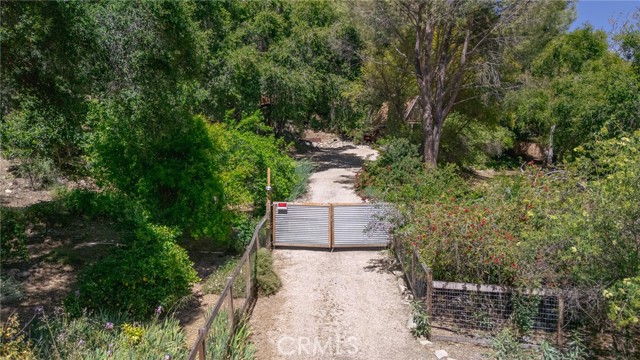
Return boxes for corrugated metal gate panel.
[274,204,330,247]
[333,205,389,247]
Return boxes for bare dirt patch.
[250,249,429,360]
[0,218,123,325]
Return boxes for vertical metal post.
[329,204,334,248]
[557,293,564,346]
[265,168,272,250]
[197,328,206,360]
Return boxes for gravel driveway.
[249,138,429,359]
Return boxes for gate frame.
[272,202,389,249]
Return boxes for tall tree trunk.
[421,94,438,166]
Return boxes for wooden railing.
[188,216,268,360]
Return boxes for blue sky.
[570,1,639,32]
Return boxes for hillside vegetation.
[1,0,639,358]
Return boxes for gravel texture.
[250,134,427,359]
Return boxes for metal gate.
[272,203,389,248]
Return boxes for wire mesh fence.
[393,238,563,344]
[188,215,267,360]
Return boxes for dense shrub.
[438,112,514,168]
[605,276,640,356]
[0,313,36,360]
[256,248,281,296]
[0,96,87,176]
[364,132,640,352]
[207,111,298,212]
[75,224,198,319]
[356,137,465,203]
[0,208,28,263]
[88,102,228,241]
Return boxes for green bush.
[0,313,36,360]
[491,328,527,360]
[207,111,298,213]
[357,137,465,203]
[88,102,228,241]
[31,309,188,360]
[410,301,431,339]
[14,156,60,190]
[0,208,29,263]
[75,224,199,319]
[605,276,640,356]
[0,95,86,176]
[287,159,314,201]
[438,112,514,168]
[56,189,147,230]
[256,248,281,296]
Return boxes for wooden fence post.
[227,277,235,334]
[265,168,272,250]
[197,328,206,360]
[557,293,564,346]
[426,268,433,318]
[410,248,416,292]
[245,257,252,302]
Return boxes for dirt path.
[249,136,428,359]
[297,141,378,203]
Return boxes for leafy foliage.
[356,138,465,203]
[0,313,36,360]
[505,27,640,163]
[362,131,640,354]
[207,111,298,212]
[75,225,199,319]
[0,208,29,263]
[410,301,431,339]
[89,104,227,240]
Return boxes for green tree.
[367,0,572,166]
[85,1,228,239]
[1,1,96,173]
[506,27,640,163]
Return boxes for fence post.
[410,248,416,292]
[227,277,235,334]
[557,293,564,346]
[265,167,272,250]
[197,328,206,360]
[426,268,433,318]
[329,204,334,248]
[245,257,252,302]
